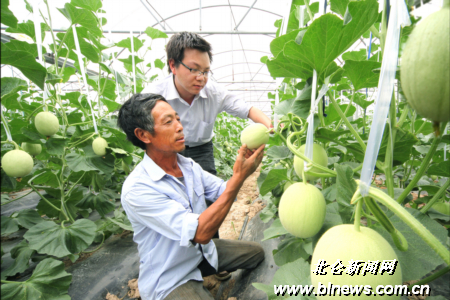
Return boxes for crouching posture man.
[117,93,265,300]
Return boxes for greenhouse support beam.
[234,0,258,30]
[140,0,166,30]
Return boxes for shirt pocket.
[198,120,215,140]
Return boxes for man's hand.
[233,144,265,180]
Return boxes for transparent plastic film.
[72,25,99,134]
[32,0,48,107]
[1,107,13,142]
[359,0,411,196]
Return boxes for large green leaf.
[24,219,96,257]
[115,36,144,52]
[342,49,367,61]
[266,146,292,160]
[0,258,72,300]
[144,26,168,40]
[57,3,102,37]
[324,103,356,126]
[379,128,418,163]
[66,146,115,174]
[270,28,303,57]
[267,52,313,80]
[56,27,100,63]
[427,161,450,177]
[154,58,165,70]
[284,0,378,75]
[260,169,290,196]
[1,77,28,104]
[343,60,381,90]
[334,164,356,223]
[274,99,311,118]
[1,44,47,90]
[352,92,374,109]
[76,192,116,218]
[15,209,44,229]
[71,0,102,11]
[5,20,50,42]
[2,40,46,58]
[1,240,35,279]
[273,236,309,267]
[372,207,448,281]
[1,0,18,28]
[329,0,350,17]
[1,216,19,236]
[262,218,289,241]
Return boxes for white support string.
[1,107,13,141]
[32,0,48,109]
[359,0,411,196]
[130,31,137,94]
[72,25,99,134]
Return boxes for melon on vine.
[240,123,270,150]
[311,225,402,299]
[293,143,328,181]
[1,149,34,178]
[92,137,108,156]
[22,143,42,156]
[35,112,60,136]
[432,202,450,215]
[400,0,449,123]
[278,182,326,238]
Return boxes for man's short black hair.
[166,32,212,73]
[117,93,168,150]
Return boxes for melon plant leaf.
[274,99,310,119]
[46,136,68,156]
[71,0,102,11]
[266,146,292,160]
[107,215,133,231]
[118,55,145,66]
[378,128,417,163]
[273,236,309,267]
[1,45,47,90]
[144,26,168,40]
[342,49,367,61]
[324,104,356,126]
[0,258,72,300]
[262,218,289,241]
[56,27,100,63]
[154,58,165,70]
[352,93,374,109]
[15,209,45,229]
[413,120,434,135]
[5,20,50,42]
[343,60,381,90]
[36,187,84,220]
[1,0,18,28]
[115,36,144,52]
[267,52,313,80]
[329,0,349,17]
[77,192,116,218]
[284,0,378,75]
[270,28,303,57]
[57,3,102,37]
[260,169,290,196]
[427,161,450,177]
[2,40,46,58]
[24,219,96,257]
[1,240,36,279]
[1,77,28,102]
[66,146,115,174]
[372,207,448,281]
[101,99,121,112]
[61,67,76,83]
[1,169,17,191]
[1,216,19,236]
[334,164,356,221]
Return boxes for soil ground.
[106,166,264,300]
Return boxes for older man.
[117,93,265,300]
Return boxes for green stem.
[69,121,94,127]
[334,92,354,132]
[369,24,380,39]
[397,134,443,203]
[1,108,14,141]
[82,233,105,254]
[354,198,363,232]
[416,120,428,134]
[65,172,86,198]
[420,179,450,213]
[319,98,325,128]
[68,132,96,148]
[303,1,314,22]
[356,180,450,266]
[384,94,397,198]
[380,0,387,54]
[42,4,59,75]
[1,190,33,206]
[408,266,450,291]
[396,106,409,128]
[56,29,70,54]
[28,177,62,214]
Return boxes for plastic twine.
[359,0,410,196]
[1,107,13,141]
[32,0,49,109]
[72,25,99,134]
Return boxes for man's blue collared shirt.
[121,153,227,300]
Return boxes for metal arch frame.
[213,62,265,71]
[213,49,272,57]
[214,72,274,81]
[149,4,283,30]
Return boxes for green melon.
[22,143,42,156]
[1,150,34,178]
[279,182,326,238]
[311,225,402,299]
[35,112,60,136]
[400,1,450,123]
[293,143,328,181]
[92,137,108,156]
[240,123,270,150]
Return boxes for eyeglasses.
[177,60,212,78]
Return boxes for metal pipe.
[199,0,202,31]
[234,0,258,30]
[140,0,165,30]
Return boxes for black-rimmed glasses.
[177,60,212,78]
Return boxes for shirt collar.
[143,152,194,182]
[167,74,208,101]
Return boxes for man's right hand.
[233,144,265,181]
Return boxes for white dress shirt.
[121,153,227,300]
[142,74,252,147]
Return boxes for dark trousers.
[180,141,219,239]
[164,239,265,300]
